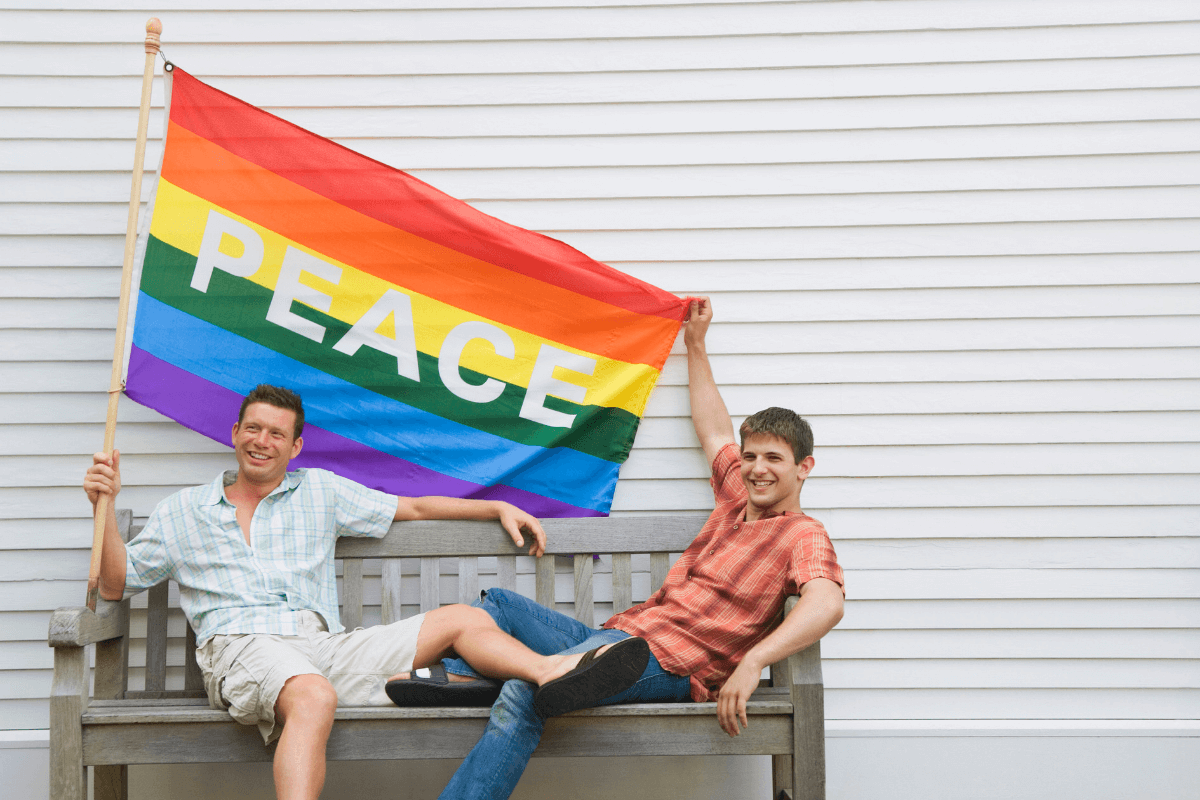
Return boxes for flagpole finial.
[145,18,163,55]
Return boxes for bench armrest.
[50,509,135,648]
[48,599,127,647]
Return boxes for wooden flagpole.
[86,18,163,611]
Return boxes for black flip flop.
[533,637,651,718]
[385,664,502,707]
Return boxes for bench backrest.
[106,515,710,700]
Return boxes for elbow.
[828,598,845,630]
[815,585,845,636]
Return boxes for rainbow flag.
[125,68,687,517]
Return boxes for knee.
[430,603,498,635]
[491,678,540,730]
[495,678,535,712]
[460,604,497,630]
[480,587,515,607]
[276,674,337,726]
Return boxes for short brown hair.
[739,407,813,463]
[238,384,305,440]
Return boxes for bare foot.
[531,643,615,686]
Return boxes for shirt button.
[733,525,739,530]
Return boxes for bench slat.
[144,583,169,693]
[535,555,555,608]
[81,711,792,765]
[573,555,594,625]
[420,557,439,612]
[336,517,708,558]
[93,609,129,701]
[83,698,789,725]
[458,557,478,604]
[122,691,207,701]
[650,552,669,594]
[184,625,203,692]
[340,558,363,631]
[381,560,403,625]
[611,553,632,613]
[495,555,516,592]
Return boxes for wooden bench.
[49,512,827,800]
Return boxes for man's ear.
[230,421,240,446]
[796,455,815,481]
[290,436,304,460]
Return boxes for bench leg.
[95,765,128,800]
[49,646,87,800]
[792,682,827,800]
[773,754,794,800]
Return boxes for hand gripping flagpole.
[86,18,163,611]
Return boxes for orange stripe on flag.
[161,121,680,369]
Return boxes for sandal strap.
[576,647,600,670]
[412,663,449,684]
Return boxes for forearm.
[686,337,736,463]
[396,494,545,555]
[397,495,509,522]
[97,502,128,601]
[739,579,844,674]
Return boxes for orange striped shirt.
[606,442,844,701]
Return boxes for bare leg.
[272,674,337,800]
[390,604,612,686]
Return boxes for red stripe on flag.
[167,68,687,323]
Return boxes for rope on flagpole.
[86,18,162,611]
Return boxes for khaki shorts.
[195,610,426,744]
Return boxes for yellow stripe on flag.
[149,179,662,416]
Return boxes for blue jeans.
[437,588,691,800]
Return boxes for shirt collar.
[202,469,303,506]
[741,504,803,523]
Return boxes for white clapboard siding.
[1,2,1197,797]
[9,87,1200,141]
[10,185,1200,234]
[6,19,1200,76]
[10,120,1200,171]
[4,151,1200,202]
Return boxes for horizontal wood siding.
[1,0,1196,747]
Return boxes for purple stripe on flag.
[126,346,603,518]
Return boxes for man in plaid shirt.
[398,296,846,800]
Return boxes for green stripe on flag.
[138,236,640,464]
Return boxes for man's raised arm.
[685,297,737,467]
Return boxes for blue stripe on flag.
[131,293,618,511]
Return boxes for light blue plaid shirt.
[124,468,396,644]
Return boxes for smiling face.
[739,433,814,520]
[230,402,304,489]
